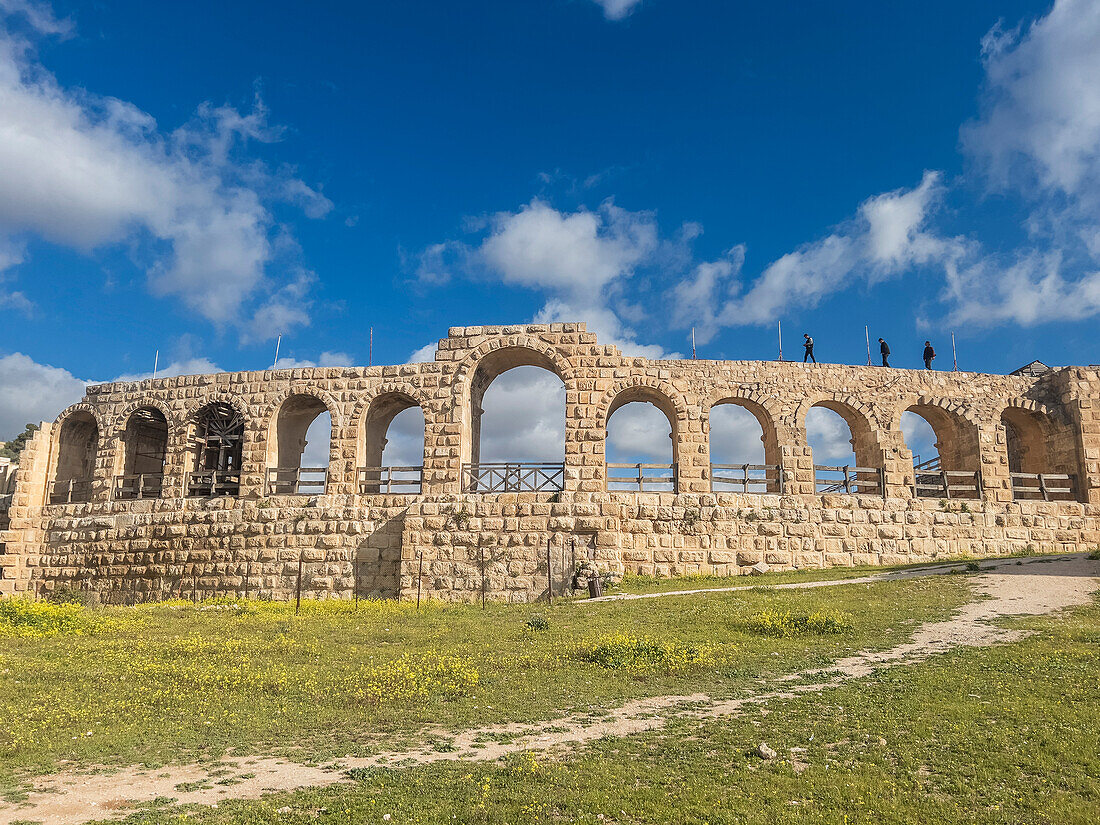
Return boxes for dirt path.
[2,553,1096,825]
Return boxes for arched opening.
[1001,407,1080,501]
[465,348,566,493]
[709,399,781,493]
[360,392,425,494]
[50,411,98,504]
[187,402,244,497]
[606,387,678,492]
[267,395,332,495]
[901,405,981,499]
[806,401,882,495]
[115,407,168,499]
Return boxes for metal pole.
[152,349,159,379]
[480,546,486,610]
[777,320,783,361]
[295,552,303,615]
[951,332,958,371]
[273,335,282,369]
[369,327,373,367]
[546,537,553,605]
[865,326,871,366]
[416,551,424,610]
[691,328,696,360]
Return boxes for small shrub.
[0,598,111,638]
[576,633,712,674]
[743,608,852,638]
[965,561,982,572]
[354,653,479,705]
[44,585,89,606]
[1085,548,1100,561]
[525,614,550,632]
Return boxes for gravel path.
[2,553,1096,825]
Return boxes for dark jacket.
[880,341,890,355]
[923,346,935,360]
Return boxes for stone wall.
[2,322,1099,602]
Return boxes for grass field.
[118,603,1100,825]
[0,559,1097,823]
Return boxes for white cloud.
[477,199,678,357]
[606,401,673,463]
[806,407,855,466]
[709,403,765,465]
[590,0,645,22]
[480,199,657,302]
[678,171,966,328]
[114,357,222,383]
[0,6,330,337]
[478,367,566,462]
[962,0,1100,199]
[0,352,89,436]
[407,342,438,364]
[943,251,1100,326]
[272,350,355,369]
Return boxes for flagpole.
[777,320,783,361]
[865,326,871,366]
[691,327,696,360]
[152,350,159,379]
[951,332,958,372]
[272,335,281,369]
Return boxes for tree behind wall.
[1,424,40,461]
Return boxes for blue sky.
[0,0,1097,466]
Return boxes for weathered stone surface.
[1,323,1098,603]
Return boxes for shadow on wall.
[355,514,405,599]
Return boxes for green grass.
[0,574,967,788]
[98,602,1100,825]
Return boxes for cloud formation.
[0,2,331,339]
[0,352,89,437]
[674,171,969,335]
[590,0,645,22]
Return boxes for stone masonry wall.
[2,322,1099,602]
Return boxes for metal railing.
[1010,472,1077,502]
[113,473,165,500]
[913,469,981,499]
[463,462,564,493]
[186,470,241,497]
[710,463,783,494]
[358,465,423,495]
[49,478,93,504]
[607,463,678,492]
[814,465,884,496]
[266,467,328,495]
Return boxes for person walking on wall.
[879,337,890,367]
[923,341,936,370]
[803,333,816,363]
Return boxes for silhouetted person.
[803,334,815,363]
[923,341,936,370]
[879,338,890,367]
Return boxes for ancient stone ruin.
[1,323,1097,603]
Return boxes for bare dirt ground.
[2,553,1096,825]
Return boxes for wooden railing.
[113,473,165,500]
[814,465,884,496]
[358,465,423,495]
[710,463,783,494]
[49,478,93,504]
[913,469,981,499]
[186,470,241,498]
[1010,472,1077,502]
[462,462,564,493]
[266,467,328,496]
[607,463,678,492]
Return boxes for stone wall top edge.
[82,358,1057,400]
